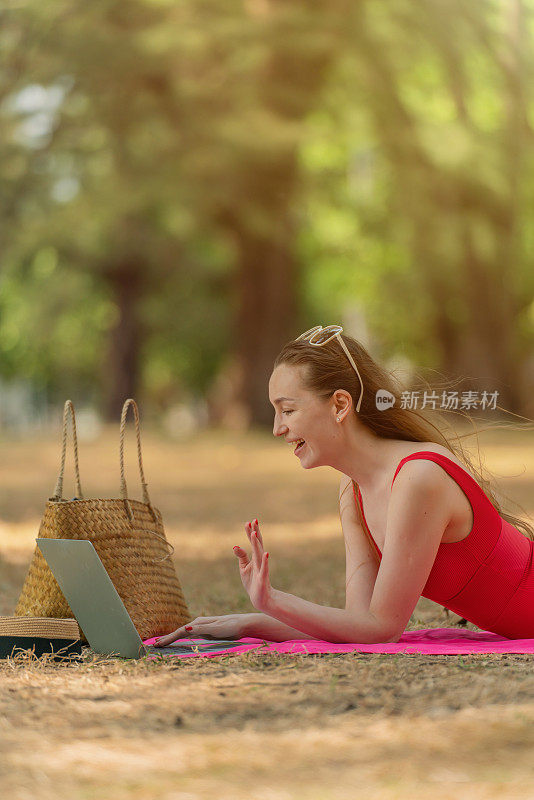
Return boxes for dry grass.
[1,424,533,800]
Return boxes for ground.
[0,421,533,799]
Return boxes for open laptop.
[36,539,244,659]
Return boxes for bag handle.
[50,400,84,501]
[119,399,156,520]
[120,399,174,560]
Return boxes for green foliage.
[0,254,112,399]
[1,0,533,414]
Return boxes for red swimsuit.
[353,451,534,639]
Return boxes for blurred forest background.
[1,0,534,431]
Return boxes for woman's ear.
[332,390,352,421]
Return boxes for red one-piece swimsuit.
[353,451,534,638]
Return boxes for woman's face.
[269,363,341,469]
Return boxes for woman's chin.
[299,449,319,469]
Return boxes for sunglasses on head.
[295,325,364,413]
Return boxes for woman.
[155,325,534,646]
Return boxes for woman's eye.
[282,410,294,415]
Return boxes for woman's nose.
[273,419,288,437]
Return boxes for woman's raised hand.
[233,519,272,612]
[153,519,272,648]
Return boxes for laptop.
[36,539,244,659]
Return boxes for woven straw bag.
[15,399,190,640]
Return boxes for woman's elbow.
[376,621,404,643]
[351,614,404,644]
[341,629,402,644]
[382,630,403,643]
[370,610,406,643]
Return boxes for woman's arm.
[249,461,452,643]
[153,612,316,646]
[339,474,379,611]
[245,478,378,642]
[242,613,316,641]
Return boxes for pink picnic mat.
[143,627,534,658]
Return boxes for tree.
[300,0,534,413]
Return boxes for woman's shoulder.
[390,444,483,518]
[387,443,477,502]
[339,443,462,492]
[393,442,469,475]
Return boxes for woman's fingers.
[245,521,254,546]
[244,522,260,570]
[251,530,263,570]
[233,544,249,567]
[245,521,253,549]
[246,519,264,547]
[153,626,188,647]
[253,519,264,547]
[154,617,220,647]
[246,519,264,548]
[239,519,266,573]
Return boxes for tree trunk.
[217,2,349,427]
[235,228,301,428]
[102,261,144,421]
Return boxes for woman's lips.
[294,441,306,456]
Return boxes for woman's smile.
[285,437,307,456]
[294,439,306,456]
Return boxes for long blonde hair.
[274,332,534,540]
